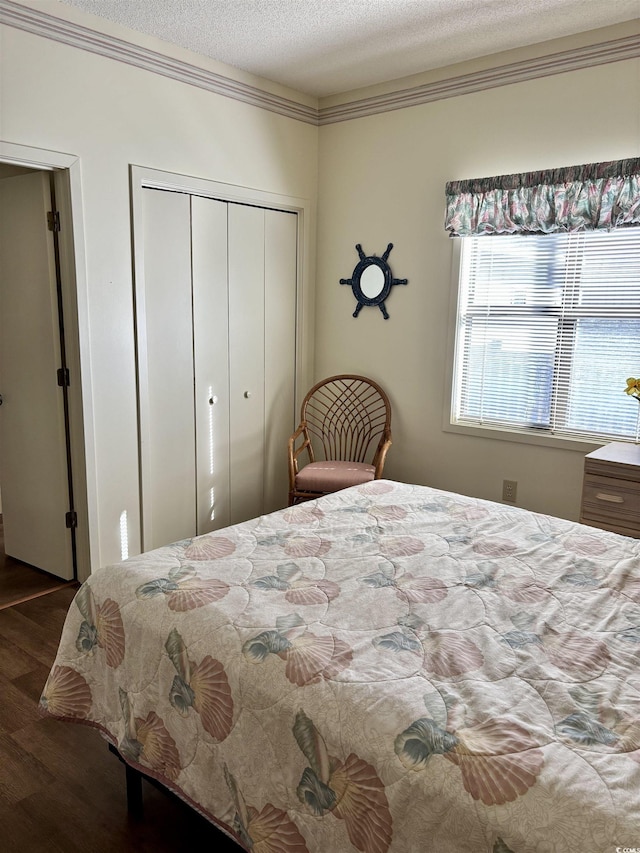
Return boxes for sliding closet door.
[137,186,298,550]
[227,205,297,524]
[264,209,297,514]
[228,205,267,525]
[139,189,195,550]
[191,196,230,532]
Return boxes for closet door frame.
[130,165,314,550]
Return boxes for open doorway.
[0,156,91,606]
[0,516,74,609]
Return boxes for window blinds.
[452,230,640,442]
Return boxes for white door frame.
[130,165,315,550]
[0,140,98,582]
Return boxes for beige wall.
[316,56,640,520]
[0,12,318,570]
[2,3,639,573]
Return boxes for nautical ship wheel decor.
[340,243,408,319]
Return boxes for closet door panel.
[140,189,195,550]
[191,196,231,533]
[136,181,300,546]
[228,204,265,525]
[264,210,297,513]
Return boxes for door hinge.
[57,367,70,387]
[65,511,78,529]
[47,210,61,232]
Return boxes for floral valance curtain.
[444,158,640,237]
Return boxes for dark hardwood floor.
[0,585,243,851]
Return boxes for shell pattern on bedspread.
[40,481,640,852]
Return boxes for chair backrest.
[301,375,391,464]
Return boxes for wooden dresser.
[580,442,640,538]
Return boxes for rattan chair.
[288,374,392,505]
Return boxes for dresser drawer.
[581,473,640,533]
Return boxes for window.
[451,229,640,443]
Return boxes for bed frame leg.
[108,743,144,819]
[125,762,144,819]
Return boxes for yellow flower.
[625,377,640,398]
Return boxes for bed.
[40,480,640,852]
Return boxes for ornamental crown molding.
[0,0,318,124]
[317,32,640,125]
[1,0,639,127]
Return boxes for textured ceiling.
[57,0,640,97]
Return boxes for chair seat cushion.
[295,461,376,494]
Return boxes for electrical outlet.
[502,479,517,503]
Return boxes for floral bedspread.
[41,481,640,852]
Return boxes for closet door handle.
[244,391,251,399]
[209,396,218,405]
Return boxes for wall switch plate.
[502,479,517,503]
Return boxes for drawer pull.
[595,492,624,504]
